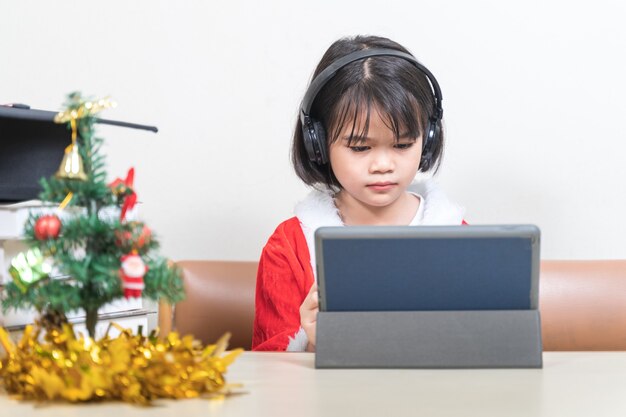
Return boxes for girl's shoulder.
[267,216,304,244]
[262,216,312,277]
[273,216,302,235]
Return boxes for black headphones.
[300,48,443,170]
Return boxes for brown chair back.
[159,259,626,352]
[162,260,258,350]
[540,260,626,351]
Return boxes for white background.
[1,0,625,261]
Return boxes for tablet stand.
[315,310,542,368]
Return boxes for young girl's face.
[329,105,423,216]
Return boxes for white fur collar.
[294,178,465,281]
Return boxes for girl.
[252,35,466,352]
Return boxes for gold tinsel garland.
[0,323,242,404]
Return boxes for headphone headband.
[299,47,444,168]
[300,48,443,123]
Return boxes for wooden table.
[2,351,626,416]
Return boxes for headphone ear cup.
[420,118,440,172]
[302,117,328,165]
[313,120,328,165]
[302,120,317,163]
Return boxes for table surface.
[2,351,626,416]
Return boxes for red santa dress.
[252,179,466,351]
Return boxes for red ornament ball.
[34,214,62,240]
[115,223,152,250]
[135,225,152,248]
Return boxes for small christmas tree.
[1,93,184,338]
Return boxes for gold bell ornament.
[56,143,87,180]
[55,117,87,180]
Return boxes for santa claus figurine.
[120,252,148,298]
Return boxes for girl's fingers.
[302,284,319,310]
[300,283,319,347]
[309,284,319,308]
[300,283,319,325]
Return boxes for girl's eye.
[394,143,414,150]
[349,146,370,153]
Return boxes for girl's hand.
[300,283,319,351]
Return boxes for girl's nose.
[369,150,394,173]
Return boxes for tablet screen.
[317,225,539,312]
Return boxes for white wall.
[2,0,625,261]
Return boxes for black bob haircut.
[291,35,445,189]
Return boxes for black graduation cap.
[0,104,157,203]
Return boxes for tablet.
[315,225,540,312]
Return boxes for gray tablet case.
[314,225,542,369]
